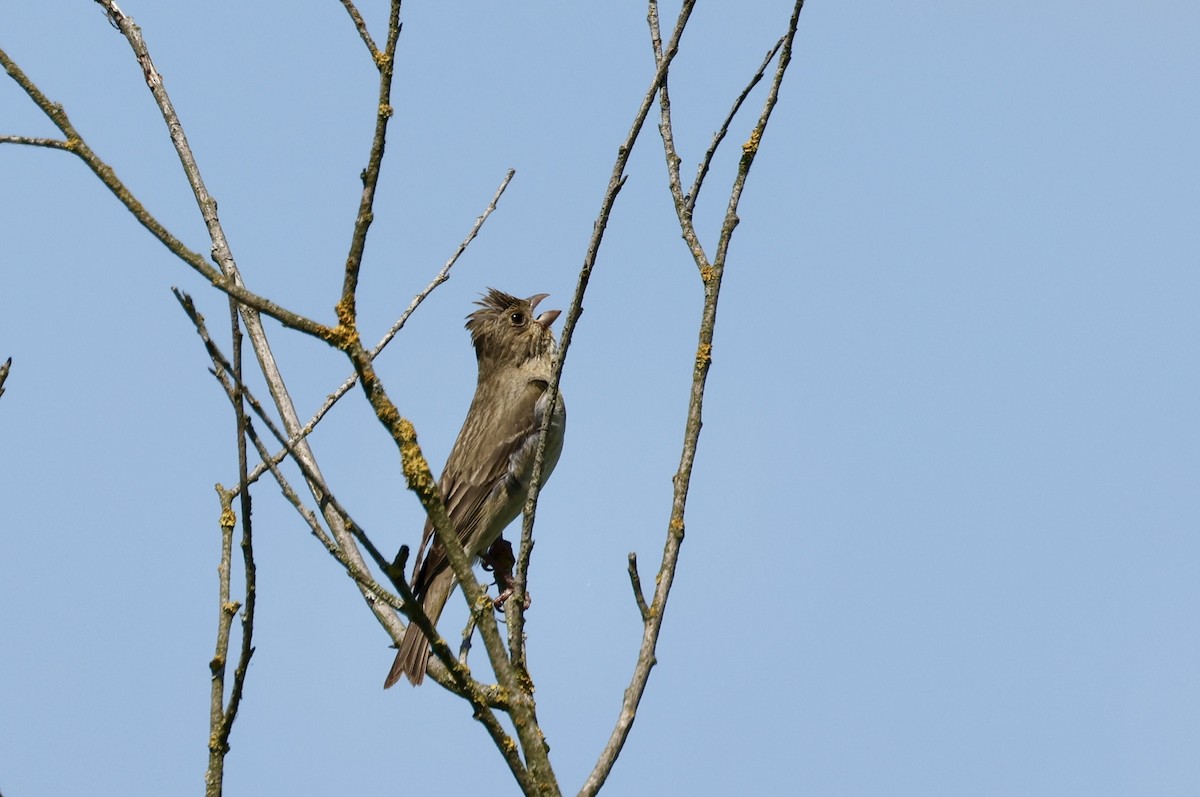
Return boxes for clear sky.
[2,2,1197,795]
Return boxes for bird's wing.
[410,378,549,598]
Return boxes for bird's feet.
[480,538,532,612]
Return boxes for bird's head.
[465,288,561,370]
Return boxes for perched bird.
[384,288,567,688]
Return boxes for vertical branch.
[712,4,799,270]
[203,302,258,797]
[580,3,805,794]
[648,0,707,267]
[506,0,697,689]
[204,492,238,797]
[338,0,403,318]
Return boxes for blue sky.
[2,2,1197,795]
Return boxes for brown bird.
[384,288,566,687]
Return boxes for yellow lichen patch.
[742,128,762,157]
[518,671,536,695]
[700,264,716,283]
[669,517,685,539]
[695,342,712,370]
[324,322,359,351]
[222,601,241,616]
[375,400,400,430]
[379,103,394,119]
[334,295,357,327]
[219,506,236,529]
[398,418,435,494]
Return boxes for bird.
[384,288,567,688]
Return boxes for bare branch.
[0,358,10,399]
[580,3,806,794]
[712,5,800,270]
[204,298,259,796]
[205,491,241,797]
[339,0,379,59]
[627,553,650,624]
[0,135,73,151]
[222,297,257,762]
[338,0,403,321]
[686,38,785,217]
[649,2,708,270]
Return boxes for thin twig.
[337,0,403,323]
[686,39,785,217]
[0,358,10,399]
[204,300,259,796]
[649,0,705,267]
[205,491,239,797]
[225,298,257,755]
[627,553,650,624]
[712,9,797,272]
[0,135,73,151]
[339,0,379,58]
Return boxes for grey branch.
[339,0,379,58]
[0,135,73,151]
[579,3,806,795]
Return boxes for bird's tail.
[383,570,455,688]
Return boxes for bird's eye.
[510,311,526,326]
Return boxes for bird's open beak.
[528,294,561,329]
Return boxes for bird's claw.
[480,537,532,612]
[492,587,533,613]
